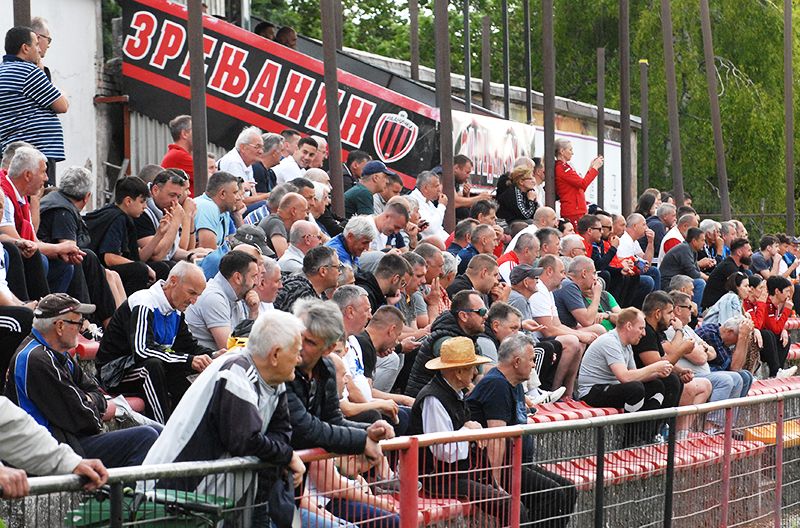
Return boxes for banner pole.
[435,0,456,233]
[188,0,208,197]
[321,0,345,218]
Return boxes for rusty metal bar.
[435,0,456,232]
[188,0,209,196]
[321,0,345,217]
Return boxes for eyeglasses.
[322,263,345,273]
[59,317,86,327]
[676,305,692,310]
[601,225,612,230]
[247,143,264,152]
[460,308,488,317]
[37,33,52,44]
[590,227,602,232]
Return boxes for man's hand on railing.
[288,452,305,489]
[0,466,29,498]
[366,420,395,441]
[72,459,108,491]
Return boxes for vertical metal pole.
[12,0,31,26]
[409,0,420,81]
[663,415,676,528]
[524,0,533,124]
[594,427,605,528]
[109,482,123,528]
[239,0,251,30]
[719,407,734,527]
[501,0,511,119]
[699,0,731,221]
[542,0,556,209]
[619,0,632,216]
[640,59,650,190]
[481,16,492,109]
[463,0,472,112]
[188,0,209,197]
[784,0,795,235]
[775,399,785,527]
[509,436,523,528]
[660,0,685,206]
[399,439,420,528]
[335,0,344,50]
[435,0,456,233]
[597,48,606,208]
[321,0,345,218]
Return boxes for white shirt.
[616,232,644,259]
[410,188,448,242]
[1,174,28,232]
[421,387,469,463]
[344,335,374,403]
[278,244,305,275]
[366,216,388,251]
[504,225,538,255]
[217,148,253,183]
[273,155,304,185]
[659,225,684,263]
[529,280,558,339]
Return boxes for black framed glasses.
[461,308,488,317]
[676,305,692,310]
[37,33,52,44]
[59,318,86,326]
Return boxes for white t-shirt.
[504,225,538,255]
[273,155,304,185]
[344,335,374,402]
[217,148,254,183]
[616,232,644,259]
[528,280,558,339]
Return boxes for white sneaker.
[777,366,798,379]
[529,386,567,405]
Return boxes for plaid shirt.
[695,323,732,371]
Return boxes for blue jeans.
[703,369,753,427]
[692,278,706,307]
[300,507,355,528]
[78,425,160,468]
[325,499,400,528]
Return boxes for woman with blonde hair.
[553,138,603,225]
[496,164,539,223]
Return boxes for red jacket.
[555,159,598,221]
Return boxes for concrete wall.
[1,0,102,205]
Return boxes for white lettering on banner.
[340,96,377,148]
[245,59,283,112]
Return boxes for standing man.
[0,27,69,186]
[160,115,195,189]
[453,155,491,220]
[344,160,391,217]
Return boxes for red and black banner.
[121,0,439,185]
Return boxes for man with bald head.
[258,192,308,257]
[504,206,559,255]
[279,220,323,274]
[97,262,217,423]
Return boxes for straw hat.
[425,337,491,371]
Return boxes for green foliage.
[101,0,122,59]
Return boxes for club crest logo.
[372,111,418,164]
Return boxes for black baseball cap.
[509,264,544,285]
[34,293,95,319]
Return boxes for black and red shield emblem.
[372,111,419,164]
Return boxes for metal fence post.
[663,415,676,528]
[509,436,523,528]
[719,407,734,528]
[775,399,785,527]
[109,482,124,528]
[594,426,605,528]
[399,438,420,528]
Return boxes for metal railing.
[3,390,800,527]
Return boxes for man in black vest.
[407,336,529,526]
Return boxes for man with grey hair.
[0,141,33,171]
[30,17,52,77]
[287,298,392,457]
[275,246,341,312]
[279,219,323,274]
[160,115,194,186]
[333,284,372,337]
[250,132,284,197]
[697,315,755,376]
[617,212,661,293]
[325,215,377,269]
[38,166,122,323]
[97,261,217,423]
[553,256,607,336]
[309,135,328,169]
[2,147,82,299]
[497,231,539,284]
[659,213,699,263]
[697,219,723,272]
[409,170,448,242]
[217,126,263,192]
[140,309,306,505]
[559,234,587,260]
[467,332,577,526]
[719,220,737,258]
[253,256,282,312]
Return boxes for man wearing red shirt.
[160,115,194,192]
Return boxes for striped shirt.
[0,55,65,160]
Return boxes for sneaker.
[777,366,798,379]
[529,386,567,405]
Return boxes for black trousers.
[108,358,193,424]
[535,339,563,391]
[2,242,49,301]
[0,306,33,392]
[760,329,790,377]
[517,465,577,528]
[60,250,117,324]
[109,261,151,296]
[422,472,530,526]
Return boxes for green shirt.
[583,291,619,331]
[344,183,374,217]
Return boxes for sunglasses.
[461,308,488,317]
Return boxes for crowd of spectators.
[3,21,800,528]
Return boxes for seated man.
[467,333,576,527]
[456,224,498,275]
[695,316,756,411]
[194,171,241,251]
[407,336,529,526]
[185,250,260,350]
[0,395,107,497]
[4,294,160,468]
[84,176,155,295]
[275,246,342,312]
[354,253,412,313]
[326,215,377,269]
[615,213,660,295]
[409,171,448,242]
[344,160,390,217]
[140,310,306,514]
[666,291,751,435]
[446,254,511,307]
[447,218,477,256]
[658,227,707,306]
[286,299,392,458]
[344,306,414,434]
[475,302,523,366]
[578,307,674,443]
[552,255,608,336]
[258,192,308,257]
[497,231,539,284]
[278,220,323,275]
[97,262,217,424]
